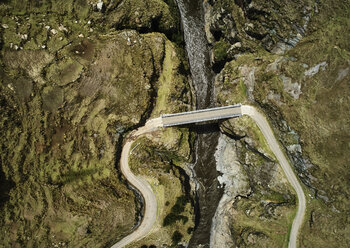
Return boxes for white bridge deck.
[161,104,242,127]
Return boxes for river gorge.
[176,0,223,246]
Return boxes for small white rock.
[233,42,242,48]
[58,25,68,32]
[50,29,58,35]
[97,0,104,11]
[247,23,254,28]
[7,84,14,91]
[1,24,8,29]
[78,33,84,38]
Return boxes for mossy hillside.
[242,115,296,247]
[235,137,296,201]
[0,0,189,246]
[0,50,159,245]
[150,36,192,117]
[0,66,137,247]
[106,0,180,38]
[128,136,194,247]
[3,50,54,84]
[75,31,161,127]
[215,52,287,106]
[214,53,299,246]
[126,38,194,246]
[46,57,84,86]
[212,125,296,246]
[230,199,296,248]
[1,7,89,53]
[283,2,350,246]
[127,109,194,246]
[214,0,350,246]
[0,0,181,55]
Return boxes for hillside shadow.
[0,167,15,207]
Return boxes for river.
[176,0,223,246]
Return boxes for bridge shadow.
[185,121,221,134]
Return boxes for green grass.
[214,0,350,246]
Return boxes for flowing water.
[176,0,213,109]
[176,0,223,246]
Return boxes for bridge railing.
[162,113,242,127]
[161,104,241,118]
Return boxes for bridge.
[114,104,305,248]
[161,104,242,127]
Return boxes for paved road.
[112,107,305,248]
[161,104,241,127]
[241,105,306,248]
[111,118,162,248]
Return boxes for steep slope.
[0,0,194,247]
[207,0,350,246]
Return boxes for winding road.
[241,105,306,248]
[111,105,305,248]
[111,118,162,248]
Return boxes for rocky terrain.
[0,0,349,247]
[210,118,297,247]
[0,0,194,247]
[204,0,350,246]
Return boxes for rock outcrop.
[209,0,350,246]
[210,117,296,247]
[203,0,315,71]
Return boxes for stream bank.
[176,0,222,246]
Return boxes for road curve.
[241,105,306,248]
[112,107,305,248]
[111,118,163,248]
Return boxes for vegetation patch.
[46,57,83,86]
[0,0,191,247]
[163,195,189,226]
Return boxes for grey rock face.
[211,134,251,248]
